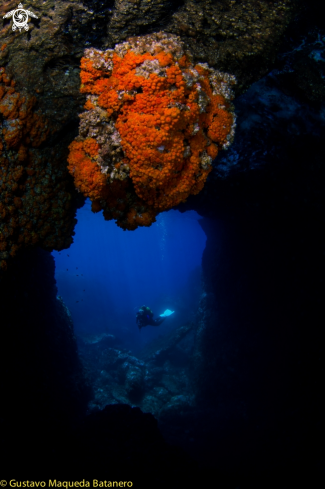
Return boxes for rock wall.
[0,248,91,468]
[176,7,325,481]
[0,0,300,268]
[189,210,323,478]
[0,249,199,484]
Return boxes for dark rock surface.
[178,29,325,219]
[72,403,198,482]
[78,322,195,416]
[172,10,324,484]
[0,250,202,485]
[0,0,299,118]
[187,214,323,481]
[0,247,91,467]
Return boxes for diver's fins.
[159,309,175,317]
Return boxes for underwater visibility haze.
[52,202,205,353]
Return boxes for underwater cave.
[52,202,206,353]
[0,1,324,487]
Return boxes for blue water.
[52,199,206,353]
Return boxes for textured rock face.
[163,0,298,94]
[0,0,299,263]
[0,2,87,269]
[177,23,325,220]
[0,0,297,122]
[0,1,85,124]
[0,67,82,270]
[105,0,297,94]
[77,325,195,416]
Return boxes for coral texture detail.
[0,68,78,271]
[68,32,236,230]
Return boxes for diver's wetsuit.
[136,306,165,330]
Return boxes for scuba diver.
[136,305,174,330]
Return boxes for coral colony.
[0,68,76,270]
[68,32,236,230]
[0,32,237,270]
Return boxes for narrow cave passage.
[52,200,205,353]
[52,200,206,414]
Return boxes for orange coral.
[68,140,107,202]
[0,68,50,149]
[68,33,236,230]
[0,68,78,271]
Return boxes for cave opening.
[52,199,206,354]
[51,199,206,414]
